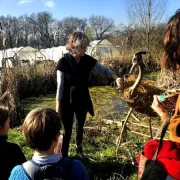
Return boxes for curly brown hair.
[161,9,180,71]
[66,31,89,55]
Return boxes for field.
[8,86,163,180]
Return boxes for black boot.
[76,145,84,157]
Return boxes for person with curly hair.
[56,31,124,157]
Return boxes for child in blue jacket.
[9,108,89,180]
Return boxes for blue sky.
[0,0,179,25]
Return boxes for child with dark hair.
[9,108,89,180]
[0,106,26,180]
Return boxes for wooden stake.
[129,122,158,130]
[148,117,153,139]
[130,131,152,138]
[131,113,140,122]
[116,107,132,156]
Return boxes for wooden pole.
[129,122,159,130]
[131,113,140,122]
[148,117,153,139]
[116,107,132,156]
[130,131,152,138]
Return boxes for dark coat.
[0,136,26,180]
[56,53,97,115]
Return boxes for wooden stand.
[116,107,153,156]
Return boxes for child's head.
[161,9,180,71]
[0,106,10,136]
[23,108,61,151]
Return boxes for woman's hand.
[116,77,124,89]
[56,99,62,119]
[151,95,168,117]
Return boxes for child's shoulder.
[72,159,84,167]
[9,165,29,180]
[71,159,89,178]
[11,164,23,172]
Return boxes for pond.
[22,86,128,121]
[22,72,160,121]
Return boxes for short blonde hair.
[23,108,61,151]
[66,31,89,54]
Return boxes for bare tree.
[16,15,31,47]
[0,14,88,48]
[53,21,65,46]
[89,15,115,40]
[28,12,55,48]
[37,12,55,48]
[27,13,40,48]
[125,0,168,50]
[120,24,136,49]
[85,27,94,41]
[58,17,87,36]
[0,15,19,48]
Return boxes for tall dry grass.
[16,61,56,98]
[0,67,24,126]
[97,50,161,75]
[0,60,56,126]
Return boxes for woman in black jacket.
[0,106,26,180]
[56,32,124,157]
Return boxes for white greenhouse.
[87,39,119,58]
[0,46,46,68]
[40,46,68,62]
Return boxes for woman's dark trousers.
[61,106,87,157]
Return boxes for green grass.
[9,86,164,179]
[8,130,33,160]
[144,72,160,80]
[21,94,56,115]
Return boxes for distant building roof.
[87,39,118,58]
[89,39,115,47]
[0,46,46,67]
[90,40,101,47]
[40,46,68,62]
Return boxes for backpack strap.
[22,158,73,180]
[22,160,40,180]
